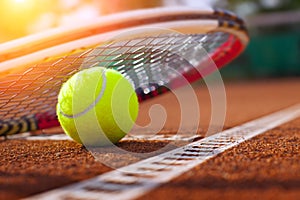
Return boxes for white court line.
[10,132,201,142]
[22,134,71,141]
[25,104,300,200]
[124,134,201,142]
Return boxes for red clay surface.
[138,118,300,200]
[1,78,300,200]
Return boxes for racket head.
[0,7,249,136]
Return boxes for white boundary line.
[9,132,201,142]
[11,134,71,141]
[25,104,300,200]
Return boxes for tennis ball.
[56,67,139,147]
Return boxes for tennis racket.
[0,7,249,136]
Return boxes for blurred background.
[219,0,300,79]
[0,0,299,79]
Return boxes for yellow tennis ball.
[56,67,139,147]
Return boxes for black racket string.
[82,32,229,94]
[0,32,230,135]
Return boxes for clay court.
[1,79,300,200]
[0,1,300,200]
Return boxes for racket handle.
[0,113,59,136]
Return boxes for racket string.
[1,32,233,135]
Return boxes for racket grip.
[0,113,59,136]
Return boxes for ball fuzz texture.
[56,67,139,147]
